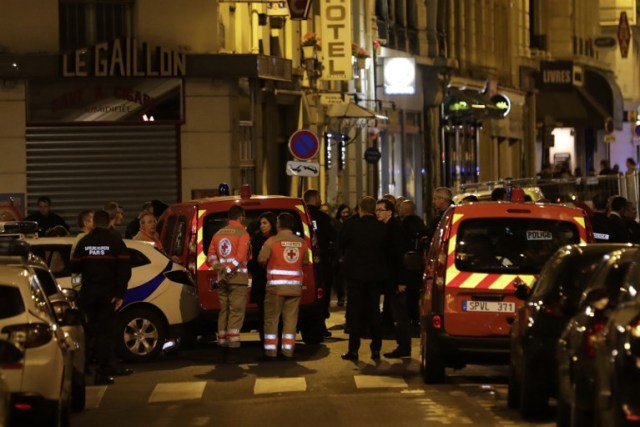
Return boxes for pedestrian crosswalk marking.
[148,381,207,403]
[86,385,107,409]
[354,375,408,389]
[254,377,307,395]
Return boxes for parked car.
[0,239,83,427]
[26,237,199,362]
[594,248,640,426]
[0,340,22,427]
[159,189,325,344]
[556,246,639,427]
[508,243,634,419]
[420,200,594,384]
[0,248,86,413]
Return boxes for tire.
[300,318,324,345]
[71,367,86,412]
[507,361,520,410]
[116,307,167,362]
[421,333,445,384]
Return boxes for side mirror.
[61,287,79,304]
[403,251,425,273]
[513,282,530,301]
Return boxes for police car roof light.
[0,238,31,257]
[2,221,39,235]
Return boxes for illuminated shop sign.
[490,93,511,117]
[62,38,186,78]
[383,57,415,95]
[320,0,352,81]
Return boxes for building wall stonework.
[0,82,27,194]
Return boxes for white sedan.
[27,237,200,362]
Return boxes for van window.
[164,215,188,259]
[128,248,151,268]
[0,285,24,318]
[202,209,306,255]
[455,218,580,274]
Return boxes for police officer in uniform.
[71,210,132,385]
[258,212,310,359]
[206,205,251,349]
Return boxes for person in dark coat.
[246,211,277,342]
[375,198,412,358]
[339,196,389,361]
[398,200,428,329]
[608,196,631,243]
[303,189,337,338]
[622,201,640,244]
[425,187,453,244]
[333,204,352,307]
[25,196,69,236]
[590,193,614,243]
[71,209,132,385]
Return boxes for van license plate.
[462,301,515,313]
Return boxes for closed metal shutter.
[26,125,179,234]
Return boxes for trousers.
[263,292,300,357]
[217,284,248,348]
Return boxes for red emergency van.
[420,200,594,383]
[159,191,325,344]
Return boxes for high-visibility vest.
[259,231,309,296]
[206,220,251,284]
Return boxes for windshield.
[455,218,581,274]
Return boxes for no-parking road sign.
[288,129,320,160]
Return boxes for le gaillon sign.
[62,38,186,78]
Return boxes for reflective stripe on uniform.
[268,269,303,276]
[264,334,278,351]
[282,333,296,350]
[268,279,303,285]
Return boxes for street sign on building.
[618,11,631,58]
[286,161,320,176]
[364,147,381,164]
[288,129,320,160]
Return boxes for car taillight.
[164,270,196,287]
[2,323,52,351]
[316,287,324,301]
[584,320,606,358]
[432,315,442,329]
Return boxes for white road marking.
[353,375,408,389]
[253,377,307,394]
[148,381,207,403]
[85,385,107,409]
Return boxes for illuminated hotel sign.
[383,57,415,95]
[320,0,352,81]
[62,38,186,78]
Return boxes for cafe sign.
[62,38,186,78]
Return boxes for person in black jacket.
[339,196,389,361]
[591,193,614,242]
[25,196,69,236]
[398,199,428,330]
[375,198,412,358]
[71,209,132,385]
[303,189,337,338]
[246,211,277,343]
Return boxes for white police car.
[26,237,199,362]
[0,239,82,427]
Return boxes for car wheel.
[71,367,86,412]
[507,361,520,410]
[47,394,71,427]
[519,363,549,419]
[116,308,166,362]
[421,333,445,384]
[300,319,324,345]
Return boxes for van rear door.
[443,215,585,337]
